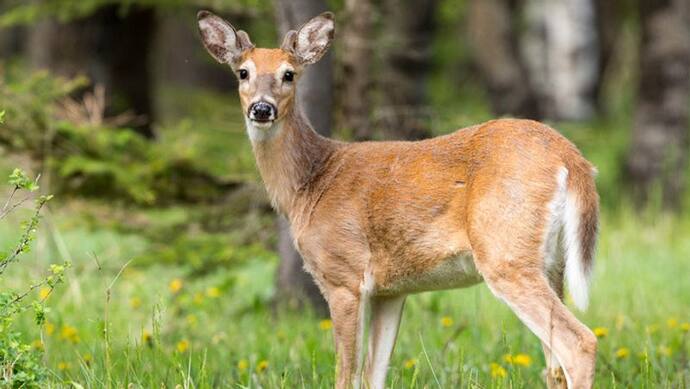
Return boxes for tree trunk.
[521,0,599,121]
[27,5,157,138]
[626,0,690,209]
[467,0,541,119]
[341,0,375,140]
[273,0,332,315]
[378,0,437,140]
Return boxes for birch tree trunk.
[521,0,599,121]
[273,0,332,314]
[626,0,690,209]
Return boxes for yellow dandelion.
[130,297,142,309]
[490,363,507,378]
[440,316,454,328]
[593,327,609,338]
[256,360,269,373]
[169,278,183,294]
[176,339,189,353]
[319,319,333,331]
[237,359,249,371]
[667,318,678,329]
[44,322,55,336]
[193,292,204,305]
[142,331,153,347]
[615,347,630,359]
[502,354,513,364]
[57,362,70,371]
[513,353,532,367]
[83,353,93,366]
[39,287,51,300]
[31,339,44,350]
[60,325,80,344]
[404,358,417,369]
[657,345,672,357]
[206,287,221,298]
[680,322,690,332]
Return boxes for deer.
[198,10,599,389]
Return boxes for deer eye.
[283,71,294,82]
[239,69,248,80]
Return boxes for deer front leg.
[329,287,368,389]
[364,295,406,389]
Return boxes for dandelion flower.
[680,322,690,332]
[237,359,249,371]
[39,287,51,300]
[31,339,44,350]
[169,278,183,294]
[615,347,630,359]
[83,353,93,366]
[44,322,55,336]
[58,362,70,371]
[319,319,333,331]
[256,360,269,373]
[513,353,532,367]
[60,325,80,344]
[404,358,417,369]
[440,316,453,328]
[130,297,142,309]
[490,363,507,378]
[667,318,678,329]
[142,331,153,347]
[593,327,609,338]
[176,339,189,353]
[502,354,513,364]
[206,287,221,298]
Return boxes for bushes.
[0,168,70,388]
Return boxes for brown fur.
[198,11,599,389]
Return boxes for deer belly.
[378,252,483,296]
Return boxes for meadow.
[2,86,690,388]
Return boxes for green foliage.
[0,168,69,388]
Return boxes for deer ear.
[198,10,254,67]
[284,12,335,65]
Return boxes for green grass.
[2,202,690,388]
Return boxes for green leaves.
[0,109,5,124]
[9,168,39,192]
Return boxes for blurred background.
[1,0,689,387]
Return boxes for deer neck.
[248,105,337,221]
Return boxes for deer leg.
[329,287,368,389]
[364,295,406,389]
[479,267,596,389]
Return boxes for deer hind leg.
[364,295,406,389]
[542,235,569,388]
[328,286,369,389]
[477,261,596,389]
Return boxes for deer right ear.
[198,10,253,67]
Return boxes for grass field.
[2,199,690,388]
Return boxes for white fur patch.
[543,167,568,275]
[244,117,282,143]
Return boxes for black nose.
[249,102,276,121]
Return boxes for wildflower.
[193,292,204,305]
[237,359,249,371]
[83,353,93,366]
[440,316,454,328]
[44,321,55,336]
[58,362,70,371]
[169,278,183,294]
[31,339,44,350]
[615,347,630,359]
[319,319,333,330]
[39,287,51,300]
[130,297,142,309]
[60,325,80,343]
[593,327,609,338]
[206,287,221,298]
[142,331,153,347]
[256,360,269,373]
[513,353,532,367]
[404,358,417,369]
[680,322,690,332]
[490,363,507,378]
[657,345,672,357]
[176,339,190,353]
[667,318,678,329]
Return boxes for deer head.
[198,10,335,141]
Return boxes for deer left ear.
[198,10,254,67]
[282,12,335,65]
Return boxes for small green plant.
[0,168,70,388]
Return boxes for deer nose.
[249,101,277,122]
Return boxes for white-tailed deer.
[198,10,599,389]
